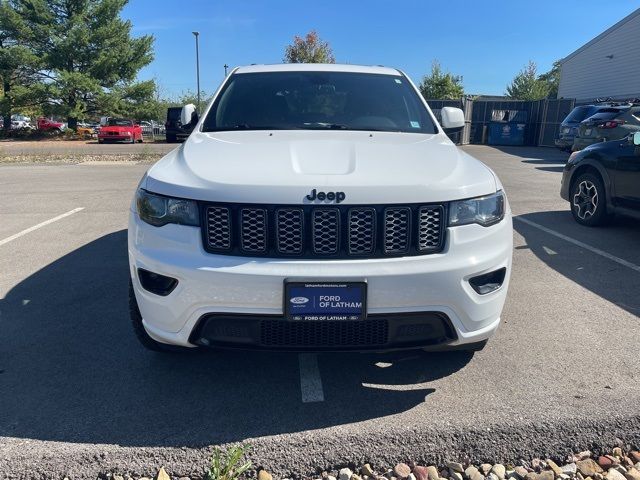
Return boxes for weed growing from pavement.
[206,444,252,480]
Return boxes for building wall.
[558,10,640,102]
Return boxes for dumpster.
[488,109,526,146]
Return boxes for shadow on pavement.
[514,210,640,317]
[0,230,471,447]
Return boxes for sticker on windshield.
[410,121,421,128]
[394,78,402,84]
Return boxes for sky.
[122,0,640,99]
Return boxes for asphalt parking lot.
[0,145,639,479]
[0,139,175,156]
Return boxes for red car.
[98,118,143,143]
[37,117,65,132]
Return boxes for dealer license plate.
[284,282,367,321]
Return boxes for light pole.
[192,31,200,113]
[224,64,229,76]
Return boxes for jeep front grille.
[203,203,445,259]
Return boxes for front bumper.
[99,135,132,141]
[128,210,513,351]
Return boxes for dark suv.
[561,132,640,225]
[164,107,194,143]
[572,104,640,151]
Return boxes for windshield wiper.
[301,122,348,130]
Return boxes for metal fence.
[426,97,576,147]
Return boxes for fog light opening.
[137,268,178,296]
[469,267,506,295]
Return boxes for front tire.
[570,172,609,226]
[129,280,193,353]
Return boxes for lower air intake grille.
[260,319,389,347]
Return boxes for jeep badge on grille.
[306,189,346,203]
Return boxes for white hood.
[144,130,496,204]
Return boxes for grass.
[206,444,252,480]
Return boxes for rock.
[394,464,411,479]
[539,471,554,480]
[532,460,543,473]
[178,478,191,480]
[353,475,363,480]
[327,476,337,480]
[258,470,273,480]
[613,450,623,459]
[548,461,563,477]
[340,469,354,480]
[559,475,570,480]
[491,465,506,480]
[579,453,593,461]
[487,474,500,480]
[514,467,528,479]
[448,464,464,474]
[362,465,375,477]
[613,468,627,475]
[524,473,537,480]
[607,470,626,480]
[413,467,429,480]
[466,467,482,480]
[595,475,604,480]
[408,475,416,480]
[113,476,124,480]
[630,454,640,465]
[562,464,578,475]
[601,459,616,470]
[578,460,603,477]
[624,468,640,480]
[157,468,171,480]
[450,473,463,480]
[480,466,493,476]
[426,466,440,480]
[440,470,450,479]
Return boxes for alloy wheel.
[572,180,598,219]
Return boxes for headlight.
[135,189,199,227]
[449,191,505,227]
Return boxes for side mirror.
[441,107,465,133]
[181,104,198,126]
[633,131,640,146]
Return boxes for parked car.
[556,104,610,152]
[165,106,194,142]
[129,64,513,353]
[561,131,640,225]
[572,104,640,151]
[97,118,143,143]
[37,117,65,132]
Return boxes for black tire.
[570,172,609,226]
[129,280,193,353]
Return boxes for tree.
[419,61,464,99]
[0,1,48,131]
[6,0,155,129]
[505,61,550,101]
[284,30,335,64]
[538,60,561,99]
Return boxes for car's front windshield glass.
[202,71,437,134]
[108,119,132,126]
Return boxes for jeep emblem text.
[306,189,346,203]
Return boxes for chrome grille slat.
[203,204,444,258]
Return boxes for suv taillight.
[598,120,624,129]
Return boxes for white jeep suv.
[128,64,512,353]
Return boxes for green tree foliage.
[0,1,48,131]
[419,61,464,100]
[2,0,155,129]
[505,61,551,101]
[538,60,561,99]
[284,30,335,64]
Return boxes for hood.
[144,130,497,204]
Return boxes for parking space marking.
[298,353,325,403]
[0,208,84,247]
[515,216,640,273]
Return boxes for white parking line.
[298,353,325,403]
[515,216,640,274]
[0,208,84,247]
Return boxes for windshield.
[107,118,133,126]
[202,71,437,134]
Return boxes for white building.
[558,8,640,102]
